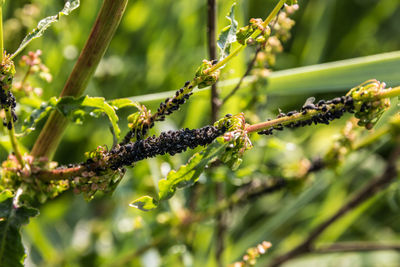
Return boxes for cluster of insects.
[106,125,226,170]
[122,80,194,144]
[258,95,355,135]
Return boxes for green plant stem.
[30,0,128,159]
[206,0,285,74]
[314,242,400,254]
[245,103,347,133]
[5,110,24,166]
[246,85,400,134]
[0,2,3,63]
[379,85,400,99]
[269,144,400,267]
[353,126,390,150]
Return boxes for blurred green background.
[1,0,400,266]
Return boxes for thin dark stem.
[269,144,400,267]
[222,47,261,104]
[221,9,282,105]
[208,0,220,123]
[314,242,400,254]
[207,1,224,265]
[30,0,128,159]
[182,178,286,225]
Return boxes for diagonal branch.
[314,242,400,254]
[268,143,400,267]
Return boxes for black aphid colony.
[121,80,194,144]
[258,95,355,135]
[0,78,17,128]
[89,125,227,171]
[153,80,193,122]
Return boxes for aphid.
[302,97,316,109]
[108,125,226,169]
[332,97,341,104]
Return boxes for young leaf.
[0,196,39,267]
[22,96,125,139]
[130,138,229,211]
[130,196,158,212]
[108,98,140,110]
[11,0,80,59]
[217,3,238,61]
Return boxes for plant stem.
[269,144,400,267]
[245,103,347,133]
[0,2,23,166]
[30,0,128,159]
[5,110,24,166]
[0,1,3,63]
[222,47,261,104]
[379,85,400,99]
[314,242,400,254]
[353,126,390,150]
[208,0,220,123]
[206,1,225,265]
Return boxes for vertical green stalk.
[0,0,3,63]
[0,1,23,166]
[31,0,128,159]
[5,111,24,166]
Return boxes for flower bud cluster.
[13,50,51,97]
[347,79,390,130]
[1,154,70,204]
[194,59,220,89]
[236,18,271,46]
[122,104,153,144]
[229,241,272,267]
[258,95,355,135]
[254,5,297,69]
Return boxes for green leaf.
[130,138,229,211]
[11,0,80,59]
[22,96,123,139]
[21,97,58,135]
[129,196,158,212]
[0,191,13,203]
[217,3,238,61]
[0,197,39,267]
[158,139,229,201]
[108,98,140,110]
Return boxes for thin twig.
[208,0,220,123]
[269,143,400,267]
[222,47,261,104]
[182,178,286,225]
[222,10,282,104]
[206,0,225,265]
[314,242,400,254]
